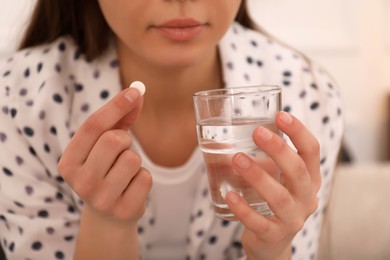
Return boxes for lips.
[152,18,206,41]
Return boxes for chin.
[159,57,201,68]
[152,46,216,69]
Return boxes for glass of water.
[193,85,282,221]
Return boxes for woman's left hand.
[227,111,321,260]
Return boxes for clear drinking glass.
[193,85,282,221]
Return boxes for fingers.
[65,146,146,218]
[226,191,276,235]
[100,149,142,201]
[232,153,298,220]
[275,111,321,189]
[83,149,143,214]
[116,168,153,221]
[252,127,312,199]
[228,154,309,238]
[252,112,320,197]
[57,87,150,223]
[226,112,321,250]
[229,111,320,221]
[80,129,133,180]
[61,88,143,165]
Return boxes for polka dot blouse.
[0,22,343,259]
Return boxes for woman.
[0,0,343,259]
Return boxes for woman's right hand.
[57,87,152,223]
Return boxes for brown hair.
[19,0,255,61]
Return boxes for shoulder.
[0,36,116,117]
[220,23,313,87]
[220,22,344,146]
[220,23,304,67]
[220,23,341,102]
[0,37,84,101]
[220,22,331,83]
[0,37,97,147]
[1,36,82,80]
[0,35,120,144]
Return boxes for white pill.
[129,81,146,96]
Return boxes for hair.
[19,0,256,61]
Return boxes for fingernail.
[257,127,273,141]
[280,111,293,125]
[124,88,140,103]
[235,153,251,169]
[227,192,240,204]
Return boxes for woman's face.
[98,0,242,68]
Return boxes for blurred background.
[0,0,389,259]
[248,0,390,163]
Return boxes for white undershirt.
[132,138,203,260]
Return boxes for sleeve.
[304,60,344,200]
[0,74,79,259]
[291,60,344,260]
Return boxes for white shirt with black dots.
[0,22,343,260]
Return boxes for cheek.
[209,1,242,31]
[98,1,147,41]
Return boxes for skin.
[228,112,320,260]
[57,0,320,259]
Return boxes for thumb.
[115,88,144,130]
